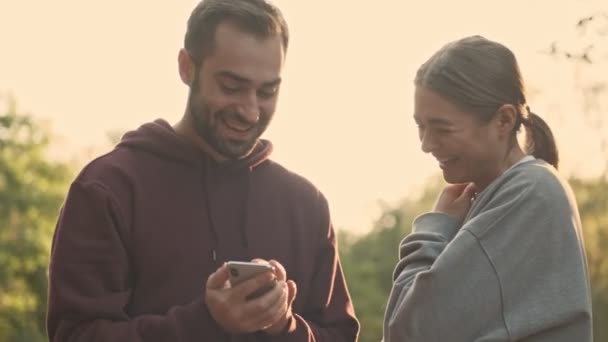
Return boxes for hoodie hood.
[117,119,273,264]
[117,119,273,170]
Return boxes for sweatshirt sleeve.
[47,180,225,341]
[383,213,506,341]
[264,196,360,342]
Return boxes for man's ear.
[178,48,196,87]
[494,104,518,138]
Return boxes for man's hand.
[260,259,297,336]
[433,182,477,223]
[205,263,289,334]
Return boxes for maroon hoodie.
[47,119,359,341]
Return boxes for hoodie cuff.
[183,297,226,339]
[412,212,461,241]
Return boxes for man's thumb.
[207,264,229,289]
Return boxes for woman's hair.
[415,35,559,169]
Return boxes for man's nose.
[238,92,260,125]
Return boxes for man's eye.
[434,128,452,134]
[258,88,278,99]
[221,85,241,94]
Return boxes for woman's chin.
[442,170,469,184]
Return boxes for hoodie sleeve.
[265,195,360,342]
[47,180,225,341]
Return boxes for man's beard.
[187,90,268,160]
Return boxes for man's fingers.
[264,294,289,330]
[233,271,276,300]
[251,258,280,280]
[207,264,230,289]
[251,258,268,265]
[287,280,297,304]
[268,259,286,281]
[250,282,288,329]
[252,259,286,282]
[240,281,285,322]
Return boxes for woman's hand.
[433,183,477,223]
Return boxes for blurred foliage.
[570,177,608,341]
[0,96,74,341]
[547,10,608,64]
[546,7,608,175]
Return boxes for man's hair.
[184,0,289,65]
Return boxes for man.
[46,0,360,341]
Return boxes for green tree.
[570,177,608,341]
[0,96,73,341]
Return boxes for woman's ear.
[494,104,518,138]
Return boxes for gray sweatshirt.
[383,158,593,342]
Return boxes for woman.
[383,36,592,341]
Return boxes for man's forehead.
[212,20,284,50]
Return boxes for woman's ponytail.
[523,109,559,169]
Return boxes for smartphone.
[226,261,274,287]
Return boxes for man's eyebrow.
[216,71,251,84]
[216,71,281,87]
[262,78,282,87]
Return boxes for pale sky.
[1,0,607,234]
